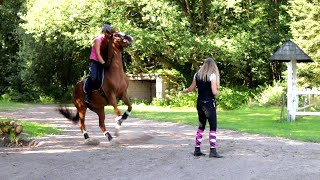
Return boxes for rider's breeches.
[89,61,101,83]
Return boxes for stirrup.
[84,95,91,103]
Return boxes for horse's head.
[113,32,133,48]
[101,31,133,67]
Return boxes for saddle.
[83,68,105,94]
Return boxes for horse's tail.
[57,105,79,124]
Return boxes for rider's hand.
[103,63,109,69]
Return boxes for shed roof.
[269,40,313,62]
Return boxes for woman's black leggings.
[196,99,217,131]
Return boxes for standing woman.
[184,57,223,158]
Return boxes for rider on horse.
[85,24,113,103]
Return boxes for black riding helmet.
[101,24,112,33]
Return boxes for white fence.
[294,89,320,116]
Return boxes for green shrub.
[254,81,286,106]
[151,89,197,107]
[39,95,55,104]
[216,86,251,110]
[1,93,11,102]
[151,87,251,110]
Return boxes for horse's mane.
[101,29,118,67]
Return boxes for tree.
[289,0,320,87]
[113,0,291,87]
[16,0,292,101]
[19,0,113,100]
[0,0,25,100]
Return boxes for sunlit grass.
[0,117,60,137]
[105,105,320,142]
[0,100,30,112]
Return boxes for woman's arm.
[184,78,197,93]
[211,74,218,96]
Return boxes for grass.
[105,105,320,143]
[0,101,61,137]
[0,101,30,112]
[0,117,60,137]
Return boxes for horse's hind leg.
[74,98,90,139]
[79,110,90,139]
[94,107,113,141]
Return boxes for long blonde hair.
[197,58,220,87]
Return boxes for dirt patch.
[0,105,319,180]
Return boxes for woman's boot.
[209,148,223,158]
[194,147,206,156]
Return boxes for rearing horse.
[58,31,133,141]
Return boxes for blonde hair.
[197,58,220,87]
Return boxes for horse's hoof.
[106,132,113,141]
[84,133,90,139]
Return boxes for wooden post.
[287,60,298,121]
[287,61,293,121]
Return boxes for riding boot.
[85,92,92,104]
[85,78,92,104]
[209,148,223,158]
[194,147,205,156]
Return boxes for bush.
[151,86,251,110]
[216,86,251,110]
[254,81,286,106]
[151,89,197,107]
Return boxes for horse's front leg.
[95,107,112,141]
[108,95,124,137]
[117,93,132,126]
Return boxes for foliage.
[216,86,252,110]
[0,0,25,97]
[254,81,286,106]
[288,0,320,87]
[150,86,251,110]
[151,91,197,107]
[0,0,296,103]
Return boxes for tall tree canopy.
[289,0,320,87]
[1,0,294,101]
[0,0,25,100]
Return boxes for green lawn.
[0,101,30,112]
[0,101,61,137]
[106,105,320,143]
[0,117,60,137]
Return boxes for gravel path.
[0,105,319,180]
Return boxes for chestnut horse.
[58,31,133,141]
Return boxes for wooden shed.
[126,74,173,102]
